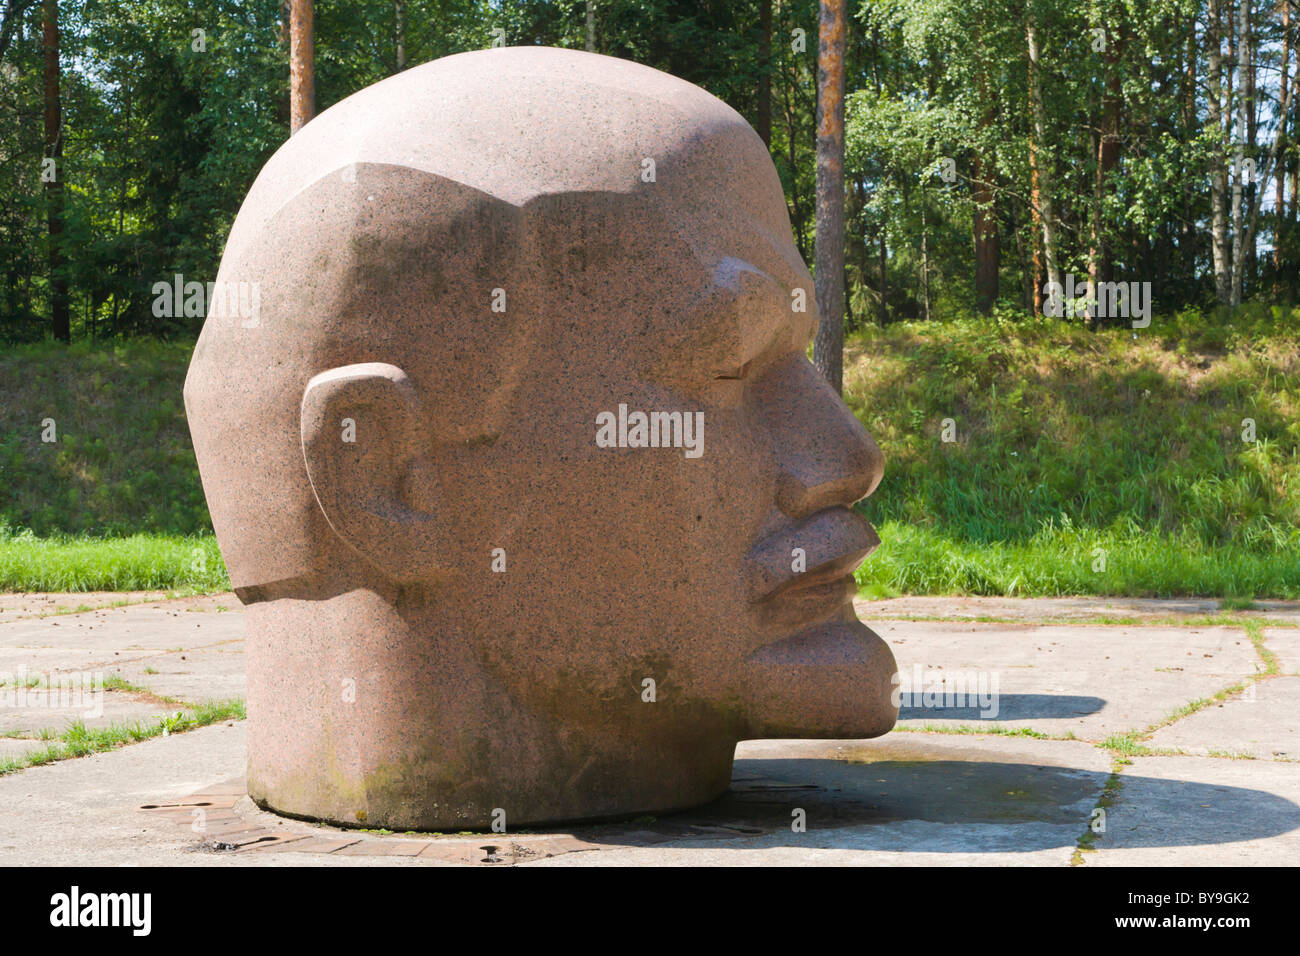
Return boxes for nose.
[755,354,884,520]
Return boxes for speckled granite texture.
[184,46,897,830]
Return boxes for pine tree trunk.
[290,0,314,133]
[972,151,1000,313]
[812,0,847,394]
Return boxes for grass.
[0,526,226,591]
[0,698,245,775]
[1,305,1298,595]
[892,723,1077,740]
[848,304,1300,598]
[0,338,209,537]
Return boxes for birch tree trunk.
[1026,16,1061,302]
[1208,0,1232,303]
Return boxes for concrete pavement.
[1,593,1296,865]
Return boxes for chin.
[739,619,899,740]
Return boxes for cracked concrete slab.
[881,620,1260,739]
[1146,677,1300,760]
[1,595,1296,866]
[0,689,180,736]
[110,644,246,703]
[1263,628,1300,675]
[0,721,1113,866]
[0,603,244,699]
[1085,754,1300,866]
[0,592,233,622]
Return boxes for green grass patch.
[0,339,209,537]
[0,698,245,775]
[893,722,1076,740]
[0,527,227,592]
[847,305,1300,598]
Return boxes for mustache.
[742,507,880,604]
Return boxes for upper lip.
[742,506,880,605]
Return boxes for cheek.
[430,392,774,624]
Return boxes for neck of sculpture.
[243,583,734,830]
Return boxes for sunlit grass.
[0,528,226,592]
[847,305,1300,598]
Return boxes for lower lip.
[759,573,858,626]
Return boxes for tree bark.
[586,1,596,52]
[1245,0,1257,284]
[1230,0,1250,306]
[42,0,68,343]
[1090,17,1124,320]
[1026,16,1060,305]
[972,151,1000,313]
[757,0,772,146]
[395,0,407,71]
[1277,0,1291,287]
[1208,0,1232,303]
[921,201,931,321]
[812,0,847,394]
[1232,21,1300,296]
[290,0,315,133]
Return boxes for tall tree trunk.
[1026,16,1060,304]
[757,0,772,146]
[290,0,314,133]
[812,0,847,394]
[395,0,406,71]
[1180,13,1196,289]
[877,222,888,326]
[1029,130,1045,314]
[586,1,596,52]
[972,151,1000,313]
[1230,0,1250,306]
[921,201,931,321]
[1208,0,1232,304]
[42,0,68,343]
[971,24,999,314]
[1090,17,1124,323]
[1277,0,1291,289]
[1245,0,1257,285]
[1232,18,1300,297]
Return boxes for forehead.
[517,126,813,373]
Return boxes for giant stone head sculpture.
[185,46,898,830]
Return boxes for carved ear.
[300,363,441,583]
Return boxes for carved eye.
[714,360,752,382]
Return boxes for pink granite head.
[184,46,897,830]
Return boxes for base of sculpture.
[243,588,895,831]
[247,748,737,832]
